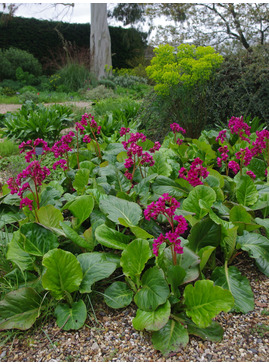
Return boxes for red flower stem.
[90,127,101,159]
[76,130,80,169]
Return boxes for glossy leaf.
[177,313,224,342]
[104,282,133,309]
[99,196,142,226]
[151,320,189,356]
[211,266,254,313]
[237,232,269,276]
[182,185,216,222]
[37,204,64,230]
[198,246,216,271]
[184,280,234,328]
[67,195,94,227]
[187,218,221,252]
[20,222,58,256]
[152,176,189,199]
[0,287,41,330]
[235,175,258,206]
[78,252,117,293]
[95,223,132,250]
[55,299,87,330]
[6,231,35,272]
[133,300,171,331]
[134,267,170,312]
[230,205,259,235]
[73,168,90,194]
[60,221,94,251]
[42,249,83,299]
[220,225,238,262]
[120,239,152,282]
[148,152,172,177]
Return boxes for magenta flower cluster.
[19,138,50,163]
[179,158,209,187]
[170,123,186,145]
[144,193,188,257]
[217,145,229,167]
[228,116,251,142]
[122,132,160,181]
[7,160,51,210]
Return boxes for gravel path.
[0,254,268,362]
[0,102,92,114]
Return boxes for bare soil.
[0,101,92,114]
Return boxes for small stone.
[91,342,99,351]
[0,351,6,359]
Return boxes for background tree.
[145,3,269,53]
[90,3,112,80]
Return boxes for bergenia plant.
[122,132,160,183]
[144,193,188,265]
[179,158,209,187]
[170,122,186,145]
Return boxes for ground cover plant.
[0,109,269,356]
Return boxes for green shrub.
[19,86,38,94]
[19,91,39,104]
[2,101,74,144]
[203,45,269,126]
[0,139,19,157]
[0,47,42,81]
[54,63,92,92]
[82,85,118,101]
[112,74,147,88]
[0,79,22,92]
[98,79,116,90]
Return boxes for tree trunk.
[90,3,112,80]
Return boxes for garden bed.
[0,253,268,362]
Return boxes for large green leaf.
[77,252,117,293]
[184,280,234,328]
[20,222,58,256]
[152,176,190,199]
[6,231,35,272]
[36,205,64,230]
[151,320,189,356]
[235,175,258,206]
[133,300,171,331]
[67,195,94,228]
[134,267,170,312]
[104,282,133,309]
[42,249,83,299]
[0,287,41,330]
[176,313,224,342]
[120,239,152,283]
[211,266,254,313]
[148,152,172,177]
[54,299,87,330]
[72,168,90,194]
[237,232,269,276]
[255,217,269,239]
[95,223,132,250]
[157,243,200,285]
[230,205,259,235]
[182,185,216,223]
[0,210,24,229]
[187,218,221,252]
[60,221,94,251]
[198,246,216,272]
[220,225,238,262]
[99,196,142,226]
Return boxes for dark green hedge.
[0,13,147,73]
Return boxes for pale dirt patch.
[0,101,92,114]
